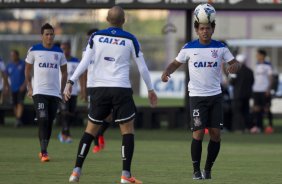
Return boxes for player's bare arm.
[227,59,240,74]
[25,62,33,98]
[63,81,72,101]
[1,71,9,95]
[266,74,273,96]
[148,90,158,107]
[79,71,87,102]
[60,64,68,100]
[161,60,183,82]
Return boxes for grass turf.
[0,125,282,184]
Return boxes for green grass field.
[1,124,282,184]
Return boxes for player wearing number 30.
[162,3,240,180]
[25,23,68,162]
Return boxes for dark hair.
[41,23,54,34]
[257,49,267,57]
[61,41,71,48]
[194,21,216,29]
[54,41,61,47]
[11,49,19,57]
[87,28,99,36]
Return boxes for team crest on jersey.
[211,50,218,58]
[194,117,202,127]
[54,54,59,61]
[111,30,116,34]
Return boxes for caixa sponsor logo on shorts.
[104,57,115,62]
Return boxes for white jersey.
[67,57,80,95]
[176,39,234,97]
[0,57,6,90]
[253,62,272,92]
[25,44,67,98]
[71,27,153,90]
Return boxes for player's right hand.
[148,90,158,107]
[27,88,33,99]
[161,71,170,82]
[63,83,72,101]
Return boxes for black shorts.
[32,94,60,122]
[88,87,136,125]
[189,94,223,131]
[265,95,272,107]
[61,95,77,113]
[253,92,267,107]
[12,90,26,105]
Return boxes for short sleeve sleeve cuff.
[175,49,189,63]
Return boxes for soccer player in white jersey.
[0,57,9,105]
[25,23,68,162]
[58,41,81,143]
[84,28,112,154]
[161,6,240,179]
[0,57,8,125]
[64,6,157,183]
[250,49,273,134]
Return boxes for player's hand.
[80,89,88,102]
[27,88,33,99]
[3,86,9,96]
[161,71,170,82]
[227,62,240,74]
[63,83,72,101]
[265,90,271,97]
[19,85,26,92]
[148,90,158,107]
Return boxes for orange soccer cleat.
[39,152,50,162]
[121,175,143,184]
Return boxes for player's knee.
[119,119,135,135]
[209,129,221,142]
[210,133,221,142]
[192,129,204,141]
[85,121,101,136]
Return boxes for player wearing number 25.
[162,3,240,180]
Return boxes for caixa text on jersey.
[193,61,218,68]
[99,37,126,46]
[38,62,58,69]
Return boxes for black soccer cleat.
[202,170,211,179]
[193,171,203,180]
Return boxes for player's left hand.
[63,83,72,101]
[80,89,88,102]
[148,90,158,107]
[27,88,33,99]
[265,90,271,97]
[227,62,240,74]
[19,85,26,92]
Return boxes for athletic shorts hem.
[115,113,135,124]
[88,114,104,125]
[191,125,223,132]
